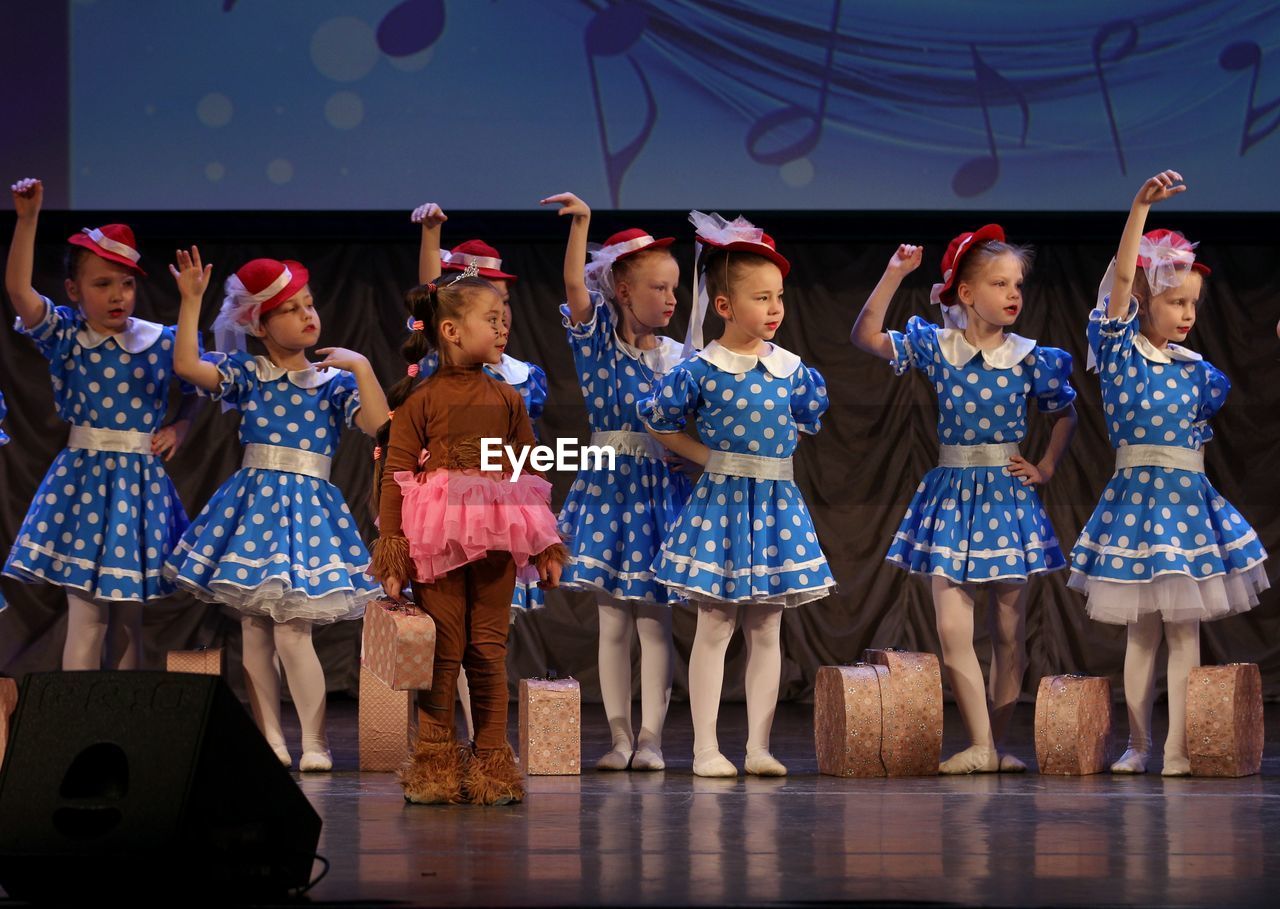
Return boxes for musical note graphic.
[952,45,1030,198]
[744,0,842,167]
[1219,41,1280,155]
[584,3,658,207]
[377,0,446,58]
[1092,19,1138,174]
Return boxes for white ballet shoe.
[595,748,633,771]
[630,745,665,771]
[938,745,999,774]
[998,752,1027,773]
[1110,749,1149,774]
[299,750,333,772]
[1161,755,1191,777]
[744,750,788,777]
[692,751,738,778]
[270,744,292,768]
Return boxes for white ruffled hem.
[1068,564,1270,625]
[179,577,374,624]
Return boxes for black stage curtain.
[2,211,1277,703]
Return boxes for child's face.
[65,255,137,333]
[958,252,1024,328]
[258,287,321,350]
[617,255,680,329]
[445,288,508,365]
[716,259,785,342]
[1142,270,1201,342]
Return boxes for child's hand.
[11,178,43,218]
[664,452,704,477]
[887,244,923,277]
[537,559,563,590]
[1134,170,1186,207]
[151,420,189,461]
[411,202,447,228]
[540,192,590,219]
[1008,455,1048,487]
[382,576,405,599]
[314,347,369,373]
[168,246,213,300]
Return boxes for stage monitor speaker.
[0,671,322,902]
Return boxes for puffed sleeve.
[560,290,613,349]
[886,315,941,377]
[1031,346,1077,413]
[199,350,258,405]
[1086,296,1138,373]
[639,361,701,433]
[15,296,77,362]
[524,363,548,424]
[1195,362,1231,439]
[325,371,362,429]
[790,364,829,435]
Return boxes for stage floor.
[272,698,1280,908]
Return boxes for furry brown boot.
[400,737,469,805]
[464,743,525,806]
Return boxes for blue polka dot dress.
[641,340,835,606]
[557,293,692,604]
[1068,299,1269,623]
[163,352,379,623]
[3,298,190,602]
[885,316,1076,583]
[420,349,549,612]
[0,389,8,445]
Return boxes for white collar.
[488,353,531,385]
[937,328,1037,370]
[617,331,686,377]
[250,355,338,388]
[76,317,165,354]
[696,339,802,378]
[1134,332,1202,364]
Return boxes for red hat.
[934,224,1005,304]
[694,224,790,277]
[67,224,147,276]
[232,258,310,316]
[599,228,676,263]
[1137,229,1211,277]
[441,240,518,283]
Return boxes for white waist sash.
[1115,444,1205,474]
[242,443,333,481]
[704,451,795,481]
[67,425,154,455]
[590,430,665,462]
[937,442,1020,469]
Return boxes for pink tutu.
[395,468,562,582]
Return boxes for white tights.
[1116,613,1200,771]
[597,599,673,757]
[63,593,143,671]
[241,615,329,757]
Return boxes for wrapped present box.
[358,662,417,772]
[1034,675,1111,775]
[363,597,436,691]
[165,647,224,676]
[863,648,942,776]
[1,678,17,768]
[814,664,886,777]
[1187,663,1264,778]
[518,678,580,776]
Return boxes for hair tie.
[386,409,395,421]
[407,364,420,377]
[426,282,437,293]
[410,320,424,331]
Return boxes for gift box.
[165,647,224,676]
[863,648,942,776]
[358,662,417,772]
[1187,663,1264,778]
[363,597,436,691]
[518,678,580,776]
[1,678,17,769]
[1034,675,1112,775]
[814,664,886,777]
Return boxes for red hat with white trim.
[1137,229,1211,277]
[689,212,789,276]
[599,228,676,263]
[933,224,1005,305]
[67,224,147,276]
[232,258,310,317]
[441,240,518,283]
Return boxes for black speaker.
[0,671,322,902]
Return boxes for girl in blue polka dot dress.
[4,178,199,671]
[542,191,692,772]
[644,212,835,778]
[852,227,1078,774]
[164,251,388,771]
[1070,171,1268,776]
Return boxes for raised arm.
[411,202,447,285]
[168,246,223,392]
[1109,170,1186,320]
[6,178,51,328]
[313,347,390,437]
[540,192,592,322]
[850,244,923,361]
